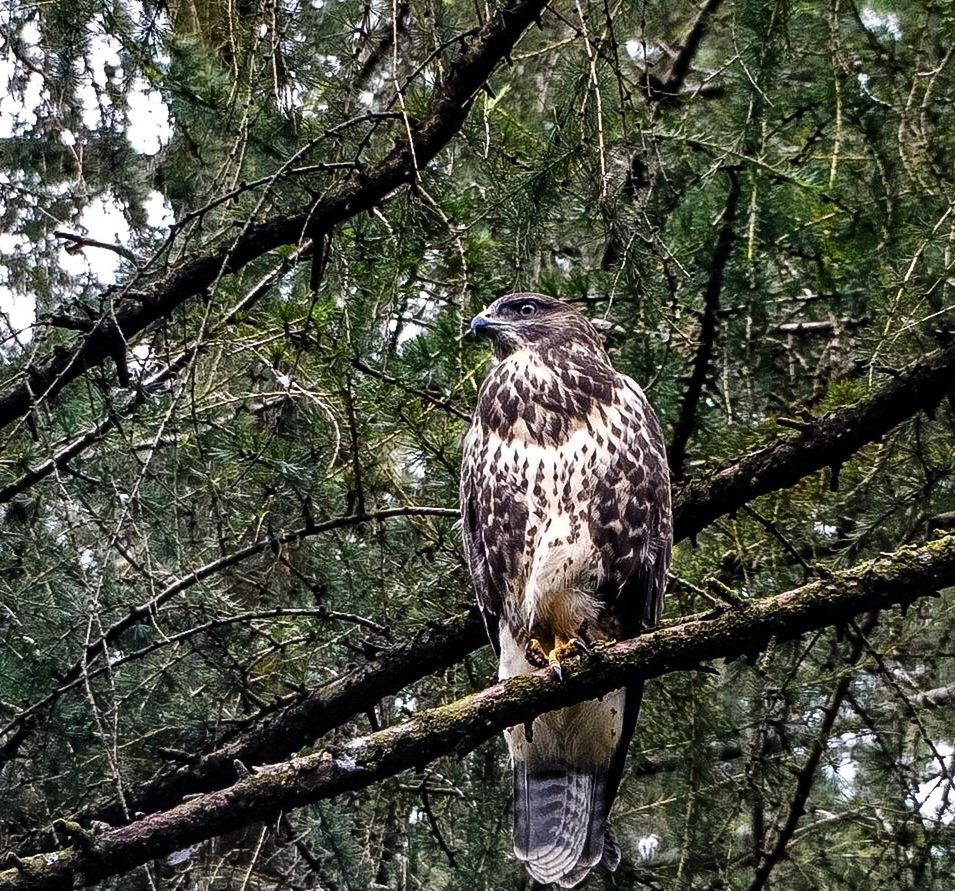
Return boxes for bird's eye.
[519,302,536,317]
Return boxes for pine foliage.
[1,0,955,888]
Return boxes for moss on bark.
[3,534,953,891]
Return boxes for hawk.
[460,293,672,887]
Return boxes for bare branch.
[73,610,485,828]
[0,0,549,437]
[0,506,459,768]
[641,0,725,104]
[53,231,139,264]
[0,242,312,505]
[668,167,741,479]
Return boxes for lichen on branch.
[3,534,953,891]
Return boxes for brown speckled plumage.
[460,293,671,887]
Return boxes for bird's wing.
[590,372,672,638]
[459,415,503,655]
[588,372,673,819]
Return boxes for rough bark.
[77,610,486,827]
[673,338,955,542]
[2,534,953,890]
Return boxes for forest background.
[1,0,955,888]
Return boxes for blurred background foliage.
[1,0,955,888]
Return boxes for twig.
[352,359,471,420]
[418,771,458,867]
[0,506,459,768]
[66,611,485,830]
[741,504,816,581]
[53,231,139,264]
[668,167,741,479]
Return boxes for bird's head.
[469,293,603,360]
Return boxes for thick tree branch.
[74,610,486,828]
[2,535,954,890]
[12,338,954,839]
[665,0,724,91]
[668,167,740,479]
[0,0,548,437]
[673,338,955,542]
[0,507,458,771]
[2,332,953,855]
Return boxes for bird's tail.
[513,761,619,887]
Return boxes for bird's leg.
[545,635,582,679]
[524,637,550,669]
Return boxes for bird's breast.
[482,421,608,636]
[478,351,615,447]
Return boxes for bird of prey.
[460,293,671,887]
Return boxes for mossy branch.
[674,339,955,541]
[74,609,486,827]
[8,337,955,849]
[3,534,954,891]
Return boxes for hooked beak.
[469,313,497,337]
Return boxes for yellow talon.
[545,635,581,679]
[548,635,578,664]
[526,638,549,666]
[526,635,585,676]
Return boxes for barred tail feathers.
[513,761,613,887]
[507,684,640,886]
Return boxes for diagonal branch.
[52,231,139,264]
[11,337,955,839]
[674,338,955,542]
[0,0,548,438]
[73,610,486,828]
[747,612,878,891]
[0,242,313,505]
[641,0,725,104]
[1,534,953,890]
[0,506,459,770]
[663,0,724,95]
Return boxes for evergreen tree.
[0,0,954,888]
